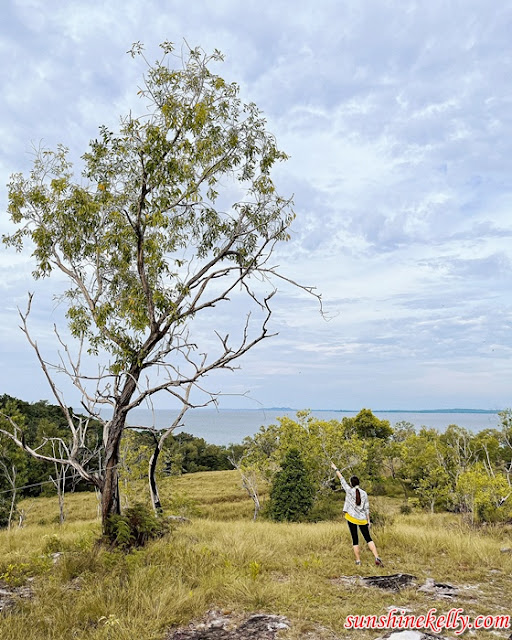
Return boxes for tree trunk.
[400,480,408,502]
[8,488,16,530]
[58,474,65,524]
[149,446,163,514]
[101,374,140,532]
[252,494,260,521]
[101,444,122,532]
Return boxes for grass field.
[1,470,511,639]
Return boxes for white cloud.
[0,0,511,410]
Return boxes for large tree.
[1,42,319,532]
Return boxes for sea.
[118,408,502,446]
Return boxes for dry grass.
[1,470,511,640]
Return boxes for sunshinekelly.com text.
[344,608,510,635]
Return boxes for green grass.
[1,471,511,639]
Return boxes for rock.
[500,547,512,553]
[167,611,290,640]
[362,574,417,592]
[386,605,413,614]
[0,584,33,612]
[417,578,457,599]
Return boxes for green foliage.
[0,499,14,529]
[0,395,101,505]
[4,44,293,371]
[248,560,262,580]
[456,464,512,524]
[343,408,393,440]
[163,432,236,474]
[368,506,394,528]
[267,448,314,522]
[105,503,170,549]
[3,42,301,528]
[0,555,52,586]
[41,534,74,554]
[306,492,344,522]
[399,428,452,512]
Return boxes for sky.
[0,0,511,411]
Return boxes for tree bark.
[101,448,121,530]
[101,419,125,531]
[8,488,16,530]
[148,446,163,514]
[100,371,141,531]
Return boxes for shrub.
[0,498,14,529]
[306,493,344,522]
[267,448,315,522]
[105,503,170,549]
[400,503,412,515]
[369,507,394,527]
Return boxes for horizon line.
[121,407,504,414]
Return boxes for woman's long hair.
[350,476,361,506]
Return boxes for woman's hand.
[330,462,338,471]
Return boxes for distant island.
[261,408,501,414]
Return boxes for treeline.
[1,396,511,528]
[0,395,103,526]
[235,409,512,524]
[0,394,242,527]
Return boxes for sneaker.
[375,557,383,567]
[355,560,361,566]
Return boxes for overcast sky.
[1,0,511,411]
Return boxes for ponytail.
[350,476,361,506]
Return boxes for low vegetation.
[1,398,511,637]
[0,470,511,640]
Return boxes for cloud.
[1,0,511,410]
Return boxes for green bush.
[105,503,170,550]
[306,493,344,522]
[369,507,394,527]
[267,448,315,522]
[0,498,14,529]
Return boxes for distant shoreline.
[89,407,503,415]
[238,407,502,414]
[86,407,502,445]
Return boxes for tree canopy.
[2,41,318,532]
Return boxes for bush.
[400,502,412,515]
[306,493,344,522]
[0,498,14,529]
[105,503,170,550]
[267,448,315,522]
[369,507,394,527]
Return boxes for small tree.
[268,448,314,522]
[0,407,29,529]
[1,41,319,534]
[456,464,511,524]
[343,409,393,440]
[228,450,262,521]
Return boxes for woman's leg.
[346,520,360,561]
[360,524,380,560]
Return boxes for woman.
[331,462,383,566]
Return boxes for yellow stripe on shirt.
[344,513,368,525]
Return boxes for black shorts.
[346,519,372,545]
